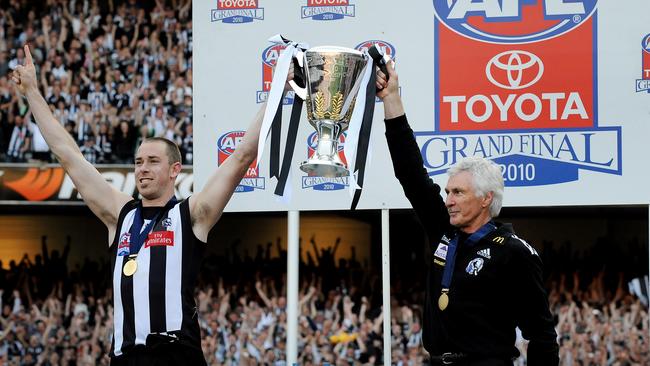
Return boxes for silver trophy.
[290,46,368,178]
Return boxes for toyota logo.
[485,50,544,90]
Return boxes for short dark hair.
[141,137,182,165]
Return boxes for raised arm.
[331,237,341,257]
[188,104,264,241]
[189,69,292,241]
[310,235,322,265]
[255,280,273,309]
[376,61,452,242]
[299,286,316,310]
[12,45,131,241]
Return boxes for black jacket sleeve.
[510,239,559,366]
[384,114,452,243]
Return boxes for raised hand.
[11,45,38,95]
[376,60,399,100]
[376,60,404,119]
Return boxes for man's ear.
[482,191,494,208]
[171,162,182,178]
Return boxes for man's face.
[134,141,178,200]
[445,171,492,232]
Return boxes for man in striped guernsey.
[12,44,291,365]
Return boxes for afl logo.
[354,40,396,59]
[218,131,245,156]
[262,44,286,67]
[485,50,544,90]
[432,0,597,44]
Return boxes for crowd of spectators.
[551,273,648,366]
[0,0,194,165]
[0,234,648,366]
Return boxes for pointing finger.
[24,44,33,66]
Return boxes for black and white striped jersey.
[109,199,205,357]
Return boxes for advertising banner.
[0,165,193,204]
[179,1,650,210]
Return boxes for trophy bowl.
[293,46,367,178]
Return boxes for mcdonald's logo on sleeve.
[492,236,505,244]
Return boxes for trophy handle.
[368,44,390,90]
[288,51,308,100]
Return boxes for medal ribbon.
[440,222,496,294]
[128,197,177,256]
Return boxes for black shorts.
[110,339,207,366]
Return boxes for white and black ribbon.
[348,45,391,209]
[274,96,303,196]
[349,59,377,210]
[256,34,308,196]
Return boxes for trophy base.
[300,159,348,178]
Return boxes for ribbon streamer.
[344,55,375,201]
[350,57,377,210]
[274,96,303,196]
[255,35,308,172]
[269,106,282,179]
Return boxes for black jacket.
[385,114,559,365]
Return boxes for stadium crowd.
[0,234,648,366]
[0,0,193,165]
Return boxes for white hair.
[447,157,504,218]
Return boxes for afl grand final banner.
[193,0,650,212]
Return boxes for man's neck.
[142,193,175,207]
[459,216,492,234]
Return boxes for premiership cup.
[290,46,368,178]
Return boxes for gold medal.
[438,291,449,311]
[123,257,138,276]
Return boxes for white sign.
[193,0,650,212]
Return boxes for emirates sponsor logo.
[144,231,175,248]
